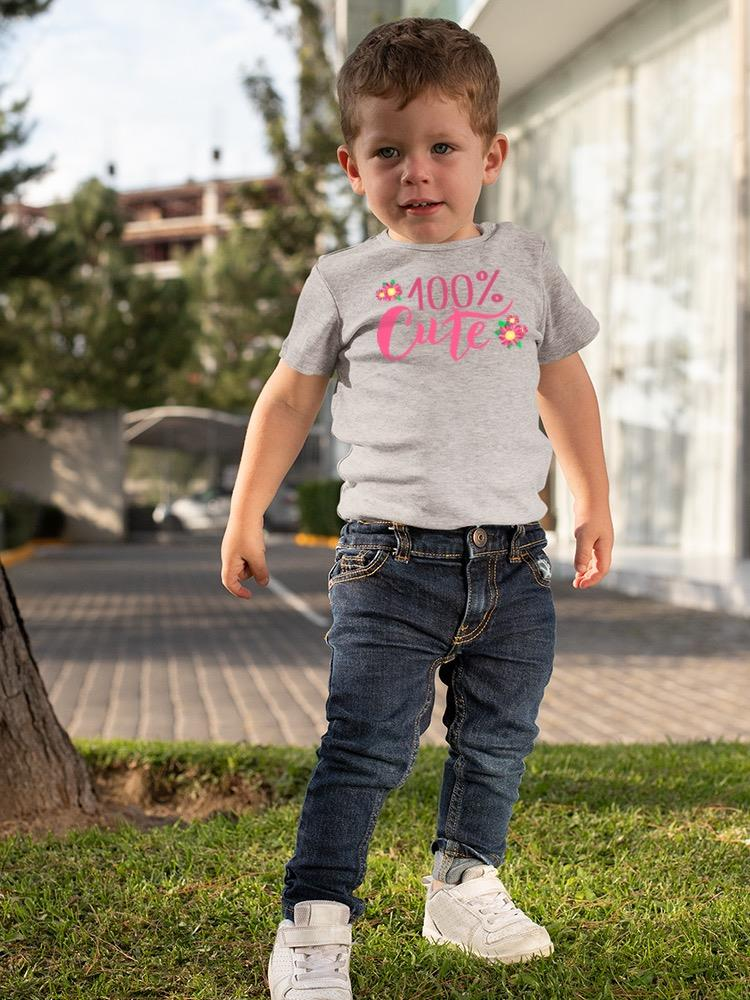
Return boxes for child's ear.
[337,145,365,196]
[482,133,509,185]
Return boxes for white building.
[332,0,749,615]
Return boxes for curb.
[1,534,337,565]
[292,532,339,549]
[1,538,70,567]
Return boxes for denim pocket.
[520,542,553,588]
[328,545,391,590]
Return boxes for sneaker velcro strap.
[280,925,352,948]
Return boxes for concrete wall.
[0,409,126,542]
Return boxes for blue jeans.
[281,518,556,924]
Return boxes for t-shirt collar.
[375,220,497,250]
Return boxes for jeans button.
[472,527,487,546]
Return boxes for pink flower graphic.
[495,313,527,349]
[376,279,403,302]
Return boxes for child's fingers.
[221,570,251,599]
[221,557,269,598]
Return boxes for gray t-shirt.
[279,220,599,529]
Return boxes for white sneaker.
[421,863,554,964]
[268,900,353,1000]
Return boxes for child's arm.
[220,361,331,599]
[536,352,614,589]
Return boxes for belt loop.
[390,522,411,562]
[509,523,525,562]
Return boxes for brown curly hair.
[337,17,500,158]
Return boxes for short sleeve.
[279,263,341,376]
[538,240,600,364]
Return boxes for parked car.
[264,482,301,532]
[152,484,299,533]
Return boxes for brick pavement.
[6,534,749,746]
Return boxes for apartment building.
[7,173,282,279]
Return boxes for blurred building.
[119,176,279,280]
[332,0,749,614]
[7,174,283,281]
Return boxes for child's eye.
[375,143,454,159]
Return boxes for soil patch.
[0,762,275,841]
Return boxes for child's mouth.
[401,201,444,215]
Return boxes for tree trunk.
[0,558,99,823]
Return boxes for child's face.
[337,89,507,243]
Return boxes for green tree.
[181,0,364,412]
[0,2,201,430]
[0,80,79,287]
[0,1,80,337]
[2,177,199,428]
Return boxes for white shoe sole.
[422,911,554,965]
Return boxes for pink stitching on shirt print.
[373,269,528,362]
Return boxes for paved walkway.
[6,534,750,746]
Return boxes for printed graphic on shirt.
[374,267,528,363]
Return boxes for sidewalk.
[5,534,749,746]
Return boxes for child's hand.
[571,508,614,589]
[220,516,270,599]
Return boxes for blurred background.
[1,0,749,616]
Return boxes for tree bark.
[0,558,99,823]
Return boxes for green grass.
[1,739,748,999]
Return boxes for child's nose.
[401,158,432,181]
